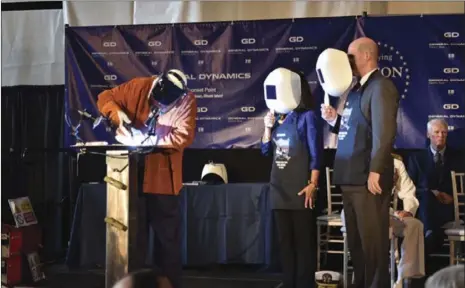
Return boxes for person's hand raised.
[264,109,276,128]
[320,104,337,123]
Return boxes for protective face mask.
[316,48,353,103]
[263,68,301,114]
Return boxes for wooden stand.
[104,149,140,288]
[73,145,153,288]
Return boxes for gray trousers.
[391,216,425,282]
[342,210,426,284]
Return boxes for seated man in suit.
[407,118,463,268]
[342,154,425,287]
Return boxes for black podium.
[73,143,154,288]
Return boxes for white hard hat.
[201,161,228,184]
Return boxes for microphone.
[64,112,83,142]
[77,109,104,129]
[145,106,160,136]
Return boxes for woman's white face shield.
[316,48,353,104]
[263,68,301,114]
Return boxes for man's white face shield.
[316,48,353,104]
[263,68,301,114]
[150,69,188,114]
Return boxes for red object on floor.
[1,255,22,286]
[2,225,22,259]
[2,224,42,255]
[1,224,42,286]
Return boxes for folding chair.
[445,171,465,265]
[316,167,344,271]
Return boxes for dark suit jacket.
[407,146,463,229]
[332,70,399,187]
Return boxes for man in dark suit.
[321,37,399,288]
[407,118,463,272]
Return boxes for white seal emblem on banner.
[377,41,410,99]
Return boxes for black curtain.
[1,85,73,261]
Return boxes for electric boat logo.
[377,41,411,100]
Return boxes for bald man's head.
[347,37,379,77]
[113,269,173,288]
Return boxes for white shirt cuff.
[328,118,337,127]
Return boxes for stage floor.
[16,255,448,288]
[24,265,282,288]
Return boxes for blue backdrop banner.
[65,15,464,149]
